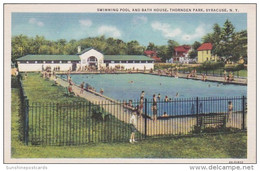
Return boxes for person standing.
[152,94,158,121]
[227,101,233,123]
[157,93,161,101]
[140,91,145,99]
[80,82,84,94]
[129,109,138,143]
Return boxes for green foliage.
[189,50,197,59]
[11,75,19,88]
[167,40,179,60]
[200,61,225,70]
[91,105,111,122]
[225,64,245,72]
[202,20,247,63]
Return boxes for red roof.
[152,56,161,62]
[197,43,212,51]
[144,50,156,55]
[174,45,191,53]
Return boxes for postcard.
[3,3,256,164]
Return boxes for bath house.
[16,47,155,72]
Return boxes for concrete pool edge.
[56,71,247,86]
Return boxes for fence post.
[242,96,245,130]
[24,98,29,145]
[196,97,199,127]
[144,98,147,138]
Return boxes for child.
[129,109,138,143]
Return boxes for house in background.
[197,43,218,63]
[168,45,191,64]
[144,50,161,63]
[16,47,154,72]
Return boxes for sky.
[12,13,247,46]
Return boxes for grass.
[20,73,140,145]
[11,73,247,158]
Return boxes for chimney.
[77,46,81,54]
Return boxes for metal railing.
[21,96,247,146]
[17,74,29,145]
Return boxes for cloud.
[151,21,181,38]
[181,24,207,42]
[79,19,92,27]
[97,25,121,38]
[132,16,148,25]
[28,18,44,27]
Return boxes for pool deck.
[53,76,245,136]
[56,70,247,85]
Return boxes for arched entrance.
[87,56,98,69]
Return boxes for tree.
[219,19,235,60]
[188,41,201,59]
[157,45,168,62]
[146,42,156,51]
[127,40,144,55]
[167,40,179,59]
[230,30,247,62]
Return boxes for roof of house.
[104,55,154,61]
[197,43,212,51]
[144,50,156,55]
[151,56,161,62]
[174,45,191,53]
[16,54,154,61]
[16,55,80,61]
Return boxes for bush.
[200,61,225,70]
[11,75,19,88]
[225,64,245,72]
[91,105,110,122]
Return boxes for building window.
[54,61,60,64]
[128,61,133,63]
[121,61,126,63]
[148,61,153,63]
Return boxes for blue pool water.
[62,74,246,100]
[60,74,247,116]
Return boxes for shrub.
[200,61,225,70]
[91,105,110,122]
[225,64,245,72]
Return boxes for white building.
[16,48,154,72]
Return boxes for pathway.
[53,76,244,137]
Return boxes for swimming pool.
[60,74,247,116]
[61,73,247,100]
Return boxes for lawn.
[20,73,140,145]
[11,73,247,158]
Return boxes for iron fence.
[17,74,29,145]
[22,96,247,146]
[179,67,246,79]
